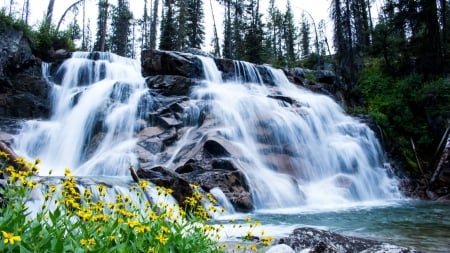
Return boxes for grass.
[0,152,274,252]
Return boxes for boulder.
[136,165,193,209]
[145,75,199,96]
[141,49,203,78]
[278,227,422,253]
[176,159,254,212]
[0,28,51,119]
[0,28,38,79]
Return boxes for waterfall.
[15,52,400,211]
[15,52,151,176]
[187,57,401,209]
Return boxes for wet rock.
[180,158,253,212]
[136,165,193,208]
[141,49,204,78]
[0,28,51,119]
[0,28,37,78]
[278,227,422,253]
[265,244,295,253]
[145,75,198,96]
[0,75,51,119]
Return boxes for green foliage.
[0,154,275,253]
[358,58,450,174]
[32,21,76,57]
[0,8,32,38]
[1,8,76,60]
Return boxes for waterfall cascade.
[15,52,400,211]
[15,52,150,176]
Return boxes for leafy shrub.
[32,21,76,59]
[358,58,450,175]
[0,8,32,38]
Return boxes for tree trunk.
[99,1,109,52]
[441,0,448,65]
[82,0,86,50]
[22,0,30,25]
[56,0,84,32]
[46,0,56,24]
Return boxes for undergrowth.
[0,152,274,252]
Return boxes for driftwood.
[429,134,450,187]
[129,166,154,206]
[0,141,30,171]
[410,138,428,187]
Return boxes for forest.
[1,0,450,179]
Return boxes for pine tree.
[149,0,159,49]
[141,0,150,49]
[243,0,264,63]
[110,0,133,56]
[186,0,205,49]
[222,0,233,58]
[159,0,176,50]
[93,0,110,52]
[300,12,311,59]
[264,0,283,64]
[283,1,297,66]
[175,0,188,49]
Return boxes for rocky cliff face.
[0,28,51,119]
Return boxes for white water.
[16,52,400,211]
[15,52,150,176]
[184,57,401,209]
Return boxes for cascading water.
[15,52,399,211]
[182,57,401,210]
[15,52,151,176]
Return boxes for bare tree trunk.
[441,0,448,60]
[46,0,56,24]
[366,0,373,43]
[9,0,14,16]
[82,0,86,50]
[429,130,449,188]
[209,0,221,57]
[56,0,84,32]
[21,0,30,24]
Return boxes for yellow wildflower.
[155,233,168,245]
[64,168,71,176]
[138,180,150,189]
[148,212,158,221]
[1,231,21,245]
[126,219,140,228]
[136,225,150,233]
[249,244,258,251]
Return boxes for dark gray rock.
[177,159,254,212]
[145,75,199,96]
[0,28,51,119]
[278,227,422,253]
[136,165,194,209]
[0,28,38,79]
[141,49,203,78]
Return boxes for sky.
[3,0,380,56]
